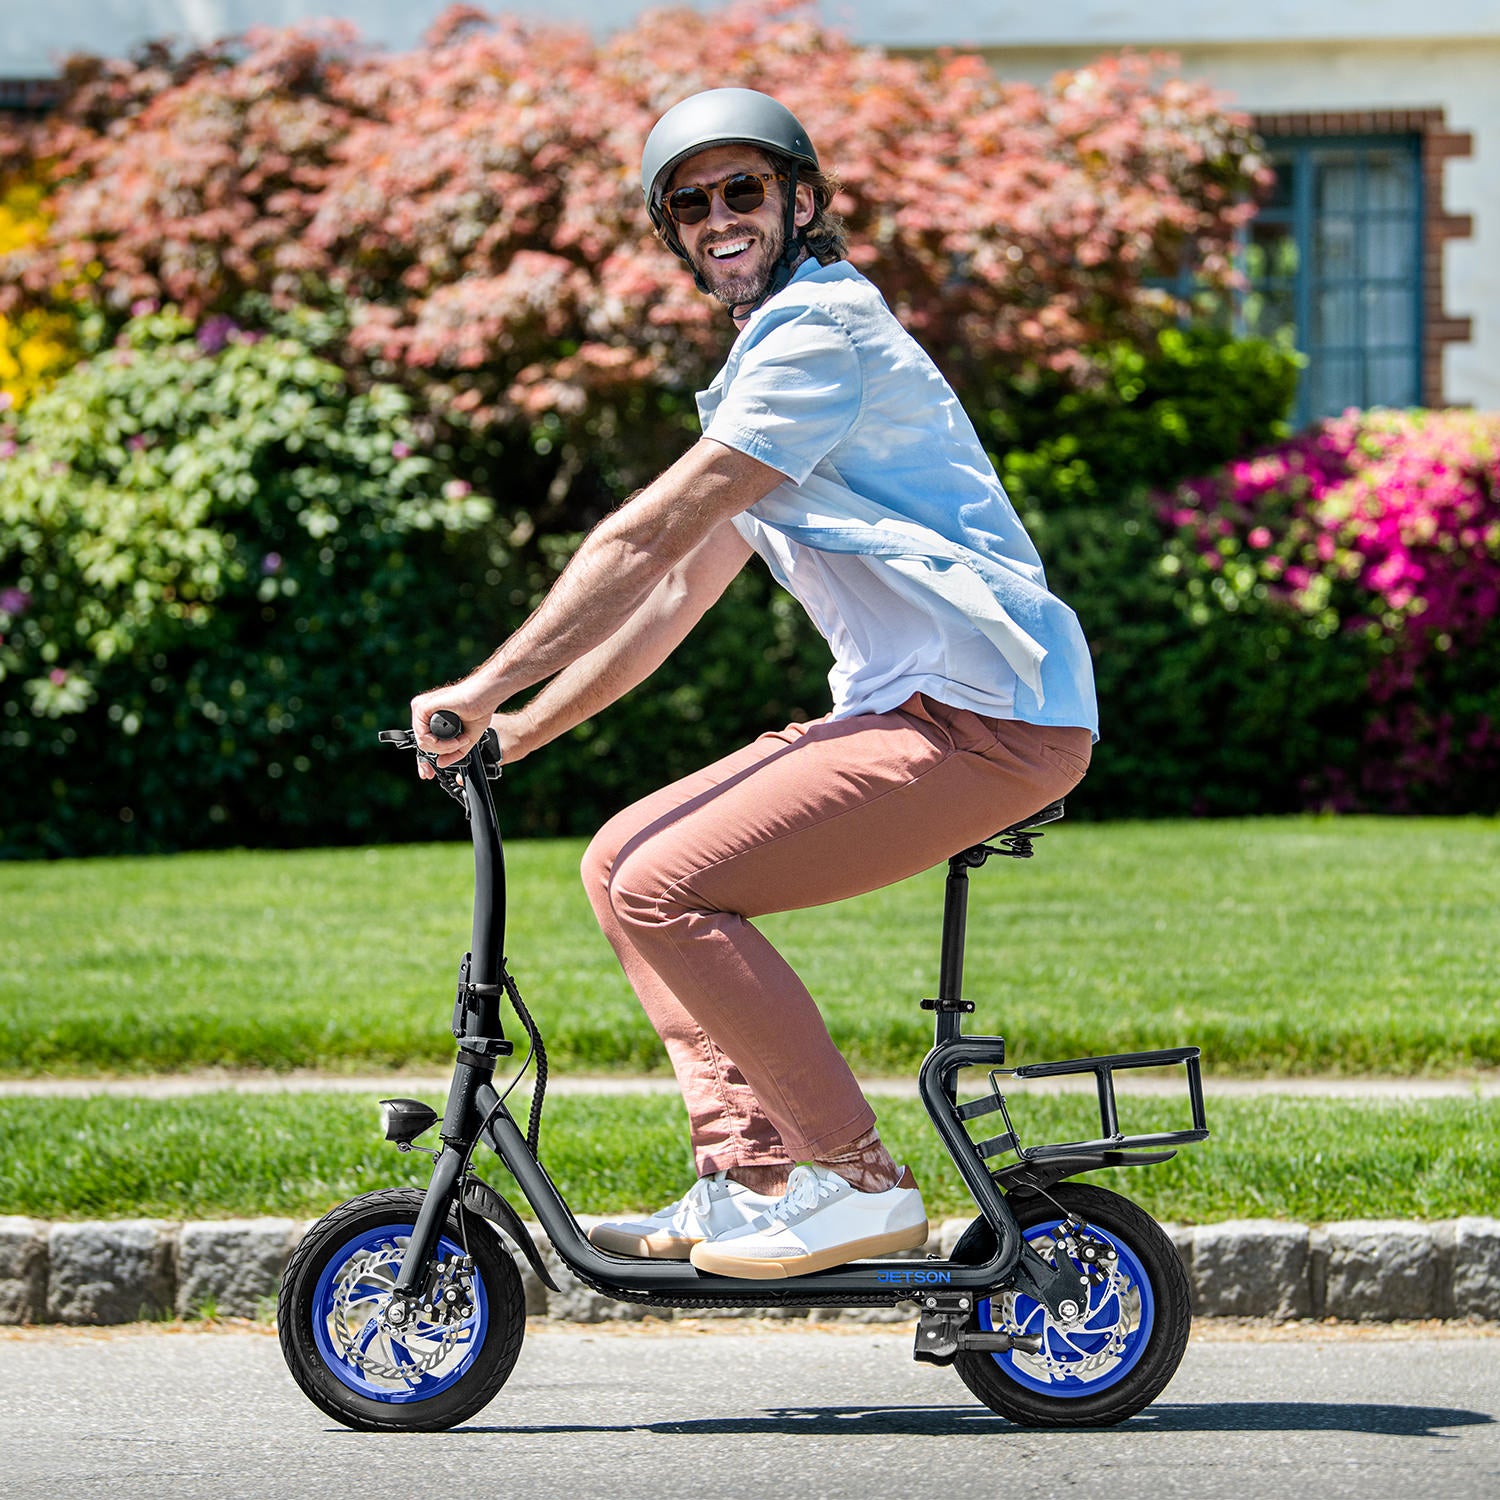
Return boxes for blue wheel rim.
[978,1215,1155,1397]
[311,1222,489,1403]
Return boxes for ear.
[793,179,816,231]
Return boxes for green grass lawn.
[3,1089,1494,1224]
[1,817,1496,1079]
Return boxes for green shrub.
[980,324,1303,505]
[0,309,507,855]
[970,325,1330,817]
[0,305,842,854]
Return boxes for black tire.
[278,1187,526,1432]
[952,1183,1191,1427]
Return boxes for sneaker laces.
[768,1166,842,1225]
[678,1177,716,1221]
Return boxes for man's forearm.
[466,520,668,708]
[460,440,782,711]
[504,525,751,760]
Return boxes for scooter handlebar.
[376,716,504,790]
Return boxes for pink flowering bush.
[1162,409,1500,811]
[0,1,1308,851]
[0,1,1268,498]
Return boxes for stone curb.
[3,1214,1498,1327]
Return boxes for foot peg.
[912,1292,1041,1366]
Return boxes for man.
[412,88,1097,1279]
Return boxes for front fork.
[391,936,519,1299]
[390,1052,499,1301]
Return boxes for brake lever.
[378,727,445,773]
[378,726,469,807]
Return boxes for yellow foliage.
[0,175,79,409]
[0,177,49,255]
[0,310,77,410]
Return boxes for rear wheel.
[278,1187,526,1431]
[952,1183,1190,1427]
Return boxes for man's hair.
[766,150,847,265]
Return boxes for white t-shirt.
[696,259,1098,733]
[730,508,1017,720]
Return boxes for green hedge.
[0,311,506,854]
[420,324,1316,833]
[1,314,1371,853]
[979,325,1342,817]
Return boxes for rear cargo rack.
[957,1046,1209,1163]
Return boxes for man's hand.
[411,680,498,775]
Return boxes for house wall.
[848,0,1500,48]
[9,1,1497,73]
[963,36,1498,410]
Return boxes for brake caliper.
[1054,1216,1120,1285]
[383,1253,475,1330]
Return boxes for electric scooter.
[278,715,1208,1430]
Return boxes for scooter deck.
[476,1105,1006,1307]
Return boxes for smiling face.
[667,144,816,319]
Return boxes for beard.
[689,221,787,309]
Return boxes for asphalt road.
[6,1320,1498,1500]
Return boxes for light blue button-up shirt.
[696,259,1098,737]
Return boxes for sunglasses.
[664,172,787,226]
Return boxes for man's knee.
[584,830,679,927]
[604,842,704,938]
[580,830,617,919]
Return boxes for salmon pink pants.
[581,693,1091,1177]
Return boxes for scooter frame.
[375,726,1208,1355]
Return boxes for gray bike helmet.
[641,88,819,310]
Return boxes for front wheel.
[278,1187,526,1431]
[952,1183,1190,1427]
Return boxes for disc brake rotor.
[328,1240,468,1384]
[992,1226,1141,1386]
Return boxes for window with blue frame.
[1243,136,1424,427]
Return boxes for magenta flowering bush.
[1162,409,1500,810]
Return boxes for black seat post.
[932,800,1064,1027]
[934,853,974,1045]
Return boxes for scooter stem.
[462,743,507,992]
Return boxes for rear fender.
[995,1148,1177,1198]
[950,1149,1178,1266]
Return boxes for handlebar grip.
[429,710,464,741]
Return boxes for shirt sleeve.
[700,302,864,485]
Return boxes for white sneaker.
[689,1163,928,1279]
[588,1171,781,1259]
